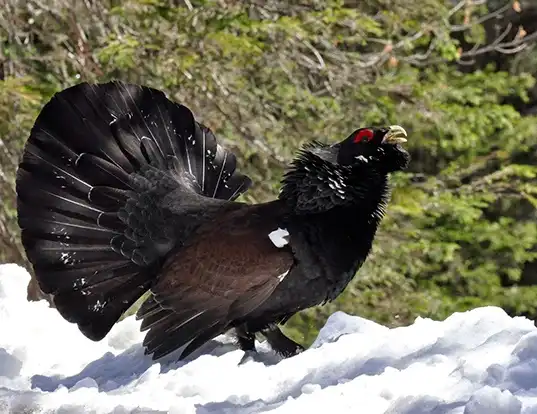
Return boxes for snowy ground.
[1,264,537,413]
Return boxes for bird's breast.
[276,213,376,304]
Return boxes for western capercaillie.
[16,81,410,361]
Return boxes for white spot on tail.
[269,228,289,248]
[60,253,69,263]
[92,299,107,312]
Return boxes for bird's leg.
[261,324,305,358]
[235,325,258,365]
[235,325,256,352]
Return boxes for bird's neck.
[288,177,390,244]
[279,150,390,217]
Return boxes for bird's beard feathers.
[279,141,391,217]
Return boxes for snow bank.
[1,263,537,414]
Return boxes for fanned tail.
[16,81,251,341]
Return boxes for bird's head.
[280,125,410,214]
[330,125,410,172]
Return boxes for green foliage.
[1,0,536,343]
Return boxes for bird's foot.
[238,350,260,365]
[262,325,305,358]
[235,325,259,365]
[273,340,305,358]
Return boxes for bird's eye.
[353,129,374,143]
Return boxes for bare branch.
[356,0,537,69]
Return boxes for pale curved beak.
[382,125,408,144]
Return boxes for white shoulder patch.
[268,228,290,248]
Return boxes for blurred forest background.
[1,0,537,346]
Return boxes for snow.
[1,263,537,413]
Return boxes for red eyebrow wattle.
[354,129,374,143]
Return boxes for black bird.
[16,81,410,361]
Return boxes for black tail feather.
[54,270,153,341]
[16,80,252,342]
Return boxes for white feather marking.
[229,179,246,201]
[92,299,107,312]
[184,134,193,175]
[47,217,119,234]
[171,310,207,331]
[31,151,92,189]
[96,212,105,227]
[123,84,165,159]
[48,191,104,214]
[60,252,71,264]
[268,228,290,248]
[277,270,289,282]
[74,152,86,167]
[201,128,206,192]
[156,99,177,158]
[213,151,227,198]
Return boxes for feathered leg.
[261,324,305,358]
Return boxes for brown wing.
[137,203,293,360]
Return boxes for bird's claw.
[238,350,259,365]
[274,342,305,358]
